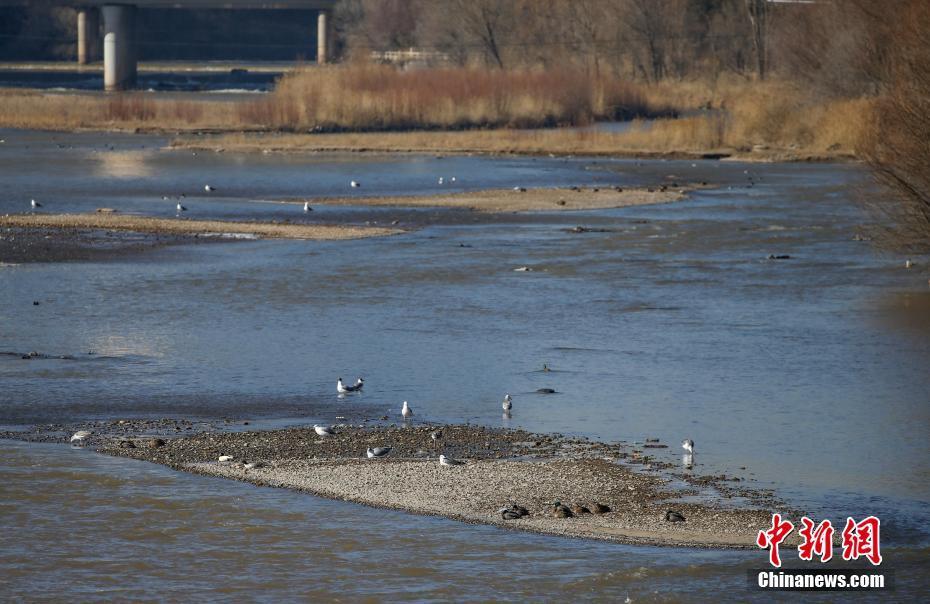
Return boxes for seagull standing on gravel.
[70,430,91,445]
[439,454,465,466]
[502,394,513,412]
[401,401,413,421]
[681,439,694,455]
[30,199,42,210]
[337,377,363,394]
[430,428,443,441]
[314,424,336,437]
[367,447,392,459]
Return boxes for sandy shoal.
[191,456,772,549]
[304,186,686,213]
[0,213,400,240]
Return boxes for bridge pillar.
[102,4,137,91]
[317,9,330,64]
[77,8,100,65]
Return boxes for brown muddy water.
[1,129,928,601]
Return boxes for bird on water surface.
[337,377,363,394]
[681,439,694,455]
[502,394,513,412]
[70,430,91,445]
[30,199,42,210]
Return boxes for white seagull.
[367,447,392,459]
[401,400,413,420]
[337,377,363,394]
[681,439,694,455]
[303,201,312,212]
[350,180,361,188]
[176,202,187,213]
[502,394,513,411]
[905,259,913,269]
[314,424,336,437]
[204,185,216,193]
[218,455,234,462]
[438,177,444,185]
[69,430,91,444]
[30,199,42,209]
[439,454,465,466]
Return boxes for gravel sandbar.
[302,186,685,213]
[0,213,400,240]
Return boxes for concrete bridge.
[0,1,338,90]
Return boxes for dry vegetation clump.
[0,90,259,131]
[237,64,675,131]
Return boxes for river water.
[1,130,928,600]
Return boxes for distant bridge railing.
[369,48,451,68]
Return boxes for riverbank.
[39,422,789,549]
[172,129,849,163]
[0,213,400,241]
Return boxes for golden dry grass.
[0,67,872,160]
[0,89,258,131]
[237,64,673,130]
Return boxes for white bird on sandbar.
[70,430,91,445]
[681,439,694,455]
[439,454,465,466]
[401,400,413,421]
[314,424,336,437]
[30,199,42,210]
[337,377,364,394]
[367,447,392,459]
[502,394,512,412]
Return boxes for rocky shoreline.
[4,421,791,549]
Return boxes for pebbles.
[53,422,781,548]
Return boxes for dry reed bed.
[239,64,675,130]
[0,68,871,159]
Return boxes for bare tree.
[744,0,767,79]
[861,0,930,252]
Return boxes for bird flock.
[66,371,698,475]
